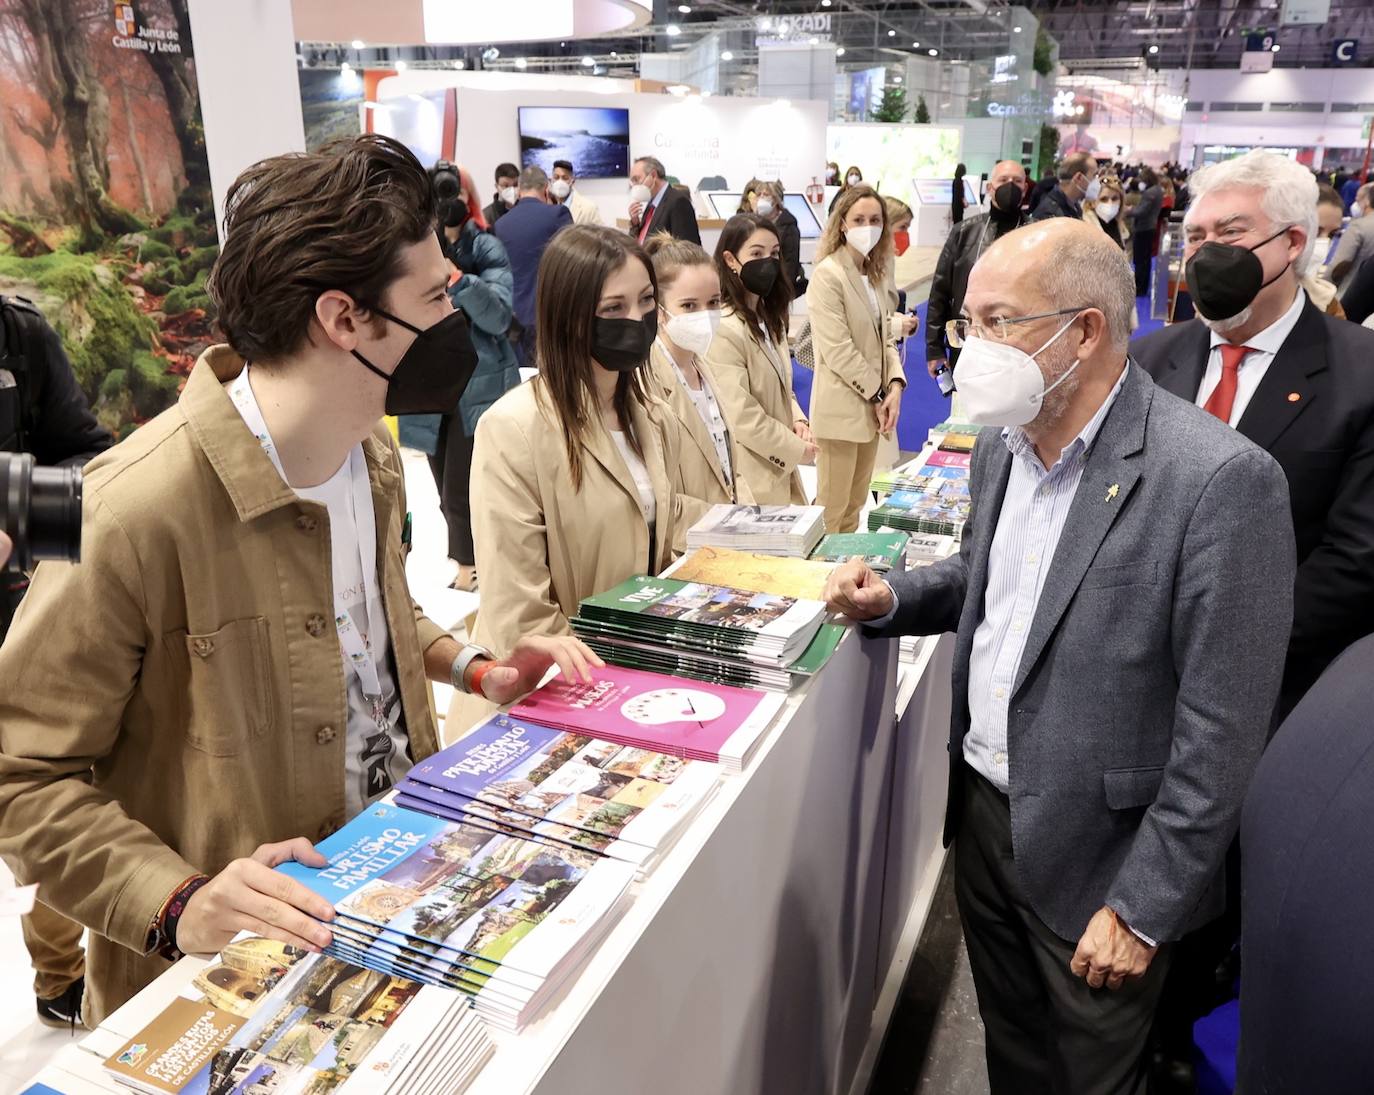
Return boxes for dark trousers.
[1133,229,1157,298]
[955,766,1173,1095]
[426,411,476,566]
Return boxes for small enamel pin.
[1287,392,1301,403]
[1106,483,1120,503]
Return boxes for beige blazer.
[807,247,906,444]
[703,308,808,504]
[449,378,680,735]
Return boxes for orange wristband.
[469,659,497,699]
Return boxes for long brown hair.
[816,184,892,286]
[533,225,656,490]
[714,213,792,347]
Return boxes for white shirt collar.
[1208,286,1306,356]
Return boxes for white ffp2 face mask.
[1095,201,1120,222]
[756,198,775,217]
[499,186,518,206]
[629,183,653,207]
[846,224,882,256]
[550,179,572,200]
[662,309,722,356]
[953,313,1083,427]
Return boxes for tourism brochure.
[665,546,837,601]
[510,663,786,772]
[808,532,909,572]
[684,503,827,557]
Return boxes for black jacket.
[1341,253,1374,324]
[482,197,509,229]
[1029,186,1081,222]
[1240,633,1374,1095]
[1132,299,1374,710]
[633,184,700,245]
[774,207,808,295]
[0,295,112,467]
[926,211,1025,360]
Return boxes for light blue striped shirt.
[964,366,1127,792]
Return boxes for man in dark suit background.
[628,155,700,245]
[1132,148,1374,717]
[1239,632,1374,1095]
[494,165,572,367]
[825,218,1295,1094]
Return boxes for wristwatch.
[450,642,495,694]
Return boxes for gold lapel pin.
[1106,483,1120,503]
[1287,392,1301,403]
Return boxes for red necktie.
[1203,343,1253,424]
[637,202,655,243]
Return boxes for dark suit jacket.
[493,197,573,329]
[1028,186,1080,222]
[1240,633,1374,1094]
[1132,300,1374,708]
[634,184,700,245]
[869,364,1295,943]
[774,207,807,295]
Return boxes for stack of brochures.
[511,664,787,774]
[667,545,837,601]
[274,803,636,1032]
[868,448,972,537]
[97,934,493,1093]
[685,504,827,558]
[571,574,842,692]
[809,532,909,573]
[395,714,720,874]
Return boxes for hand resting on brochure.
[823,557,896,623]
[178,633,603,959]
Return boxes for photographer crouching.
[2,293,107,1028]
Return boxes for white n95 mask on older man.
[953,314,1083,427]
[629,183,653,207]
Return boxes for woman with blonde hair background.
[1084,174,1127,250]
[703,212,814,504]
[806,184,906,533]
[453,225,680,734]
[644,233,747,544]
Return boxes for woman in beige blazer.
[807,185,907,532]
[703,213,815,504]
[644,233,750,548]
[451,226,680,736]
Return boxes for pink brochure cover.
[510,665,785,763]
[926,449,972,468]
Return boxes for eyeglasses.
[945,307,1086,348]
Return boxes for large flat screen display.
[518,106,630,179]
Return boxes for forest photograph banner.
[0,0,216,438]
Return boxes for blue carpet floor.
[790,295,1166,453]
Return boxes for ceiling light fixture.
[453,59,465,69]
[394,59,408,71]
[679,3,692,11]
[887,29,896,37]
[721,49,734,60]
[1013,25,1022,32]
[340,61,352,71]
[667,23,681,36]
[1271,43,1281,51]
[836,46,846,56]
[1148,44,1159,54]
[582,55,595,66]
[892,75,903,83]
[929,48,938,56]
[912,41,920,47]
[515,57,527,68]
[822,0,832,5]
[809,36,819,44]
[351,39,365,49]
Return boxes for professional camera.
[429,160,466,228]
[1,452,82,570]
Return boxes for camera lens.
[433,173,460,201]
[0,452,83,570]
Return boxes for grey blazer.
[872,363,1296,943]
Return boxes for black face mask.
[440,199,469,228]
[738,256,780,297]
[1184,227,1291,322]
[352,306,478,415]
[592,312,658,372]
[992,182,1023,216]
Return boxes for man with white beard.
[1131,149,1374,1091]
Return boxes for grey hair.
[519,165,549,192]
[1184,150,1318,275]
[634,155,666,180]
[1039,231,1136,349]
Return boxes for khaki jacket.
[647,341,751,548]
[449,380,679,735]
[0,348,445,1026]
[807,248,906,443]
[702,309,808,504]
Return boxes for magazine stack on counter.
[395,713,720,874]
[809,532,909,573]
[868,448,972,538]
[685,504,827,557]
[275,803,636,1032]
[99,935,492,1094]
[511,664,787,773]
[572,574,841,693]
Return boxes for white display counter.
[23,631,956,1095]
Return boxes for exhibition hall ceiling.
[294,0,1374,80]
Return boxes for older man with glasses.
[825,218,1295,1094]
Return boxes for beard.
[1028,339,1084,433]
[1198,305,1253,335]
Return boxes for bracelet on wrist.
[151,874,210,961]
